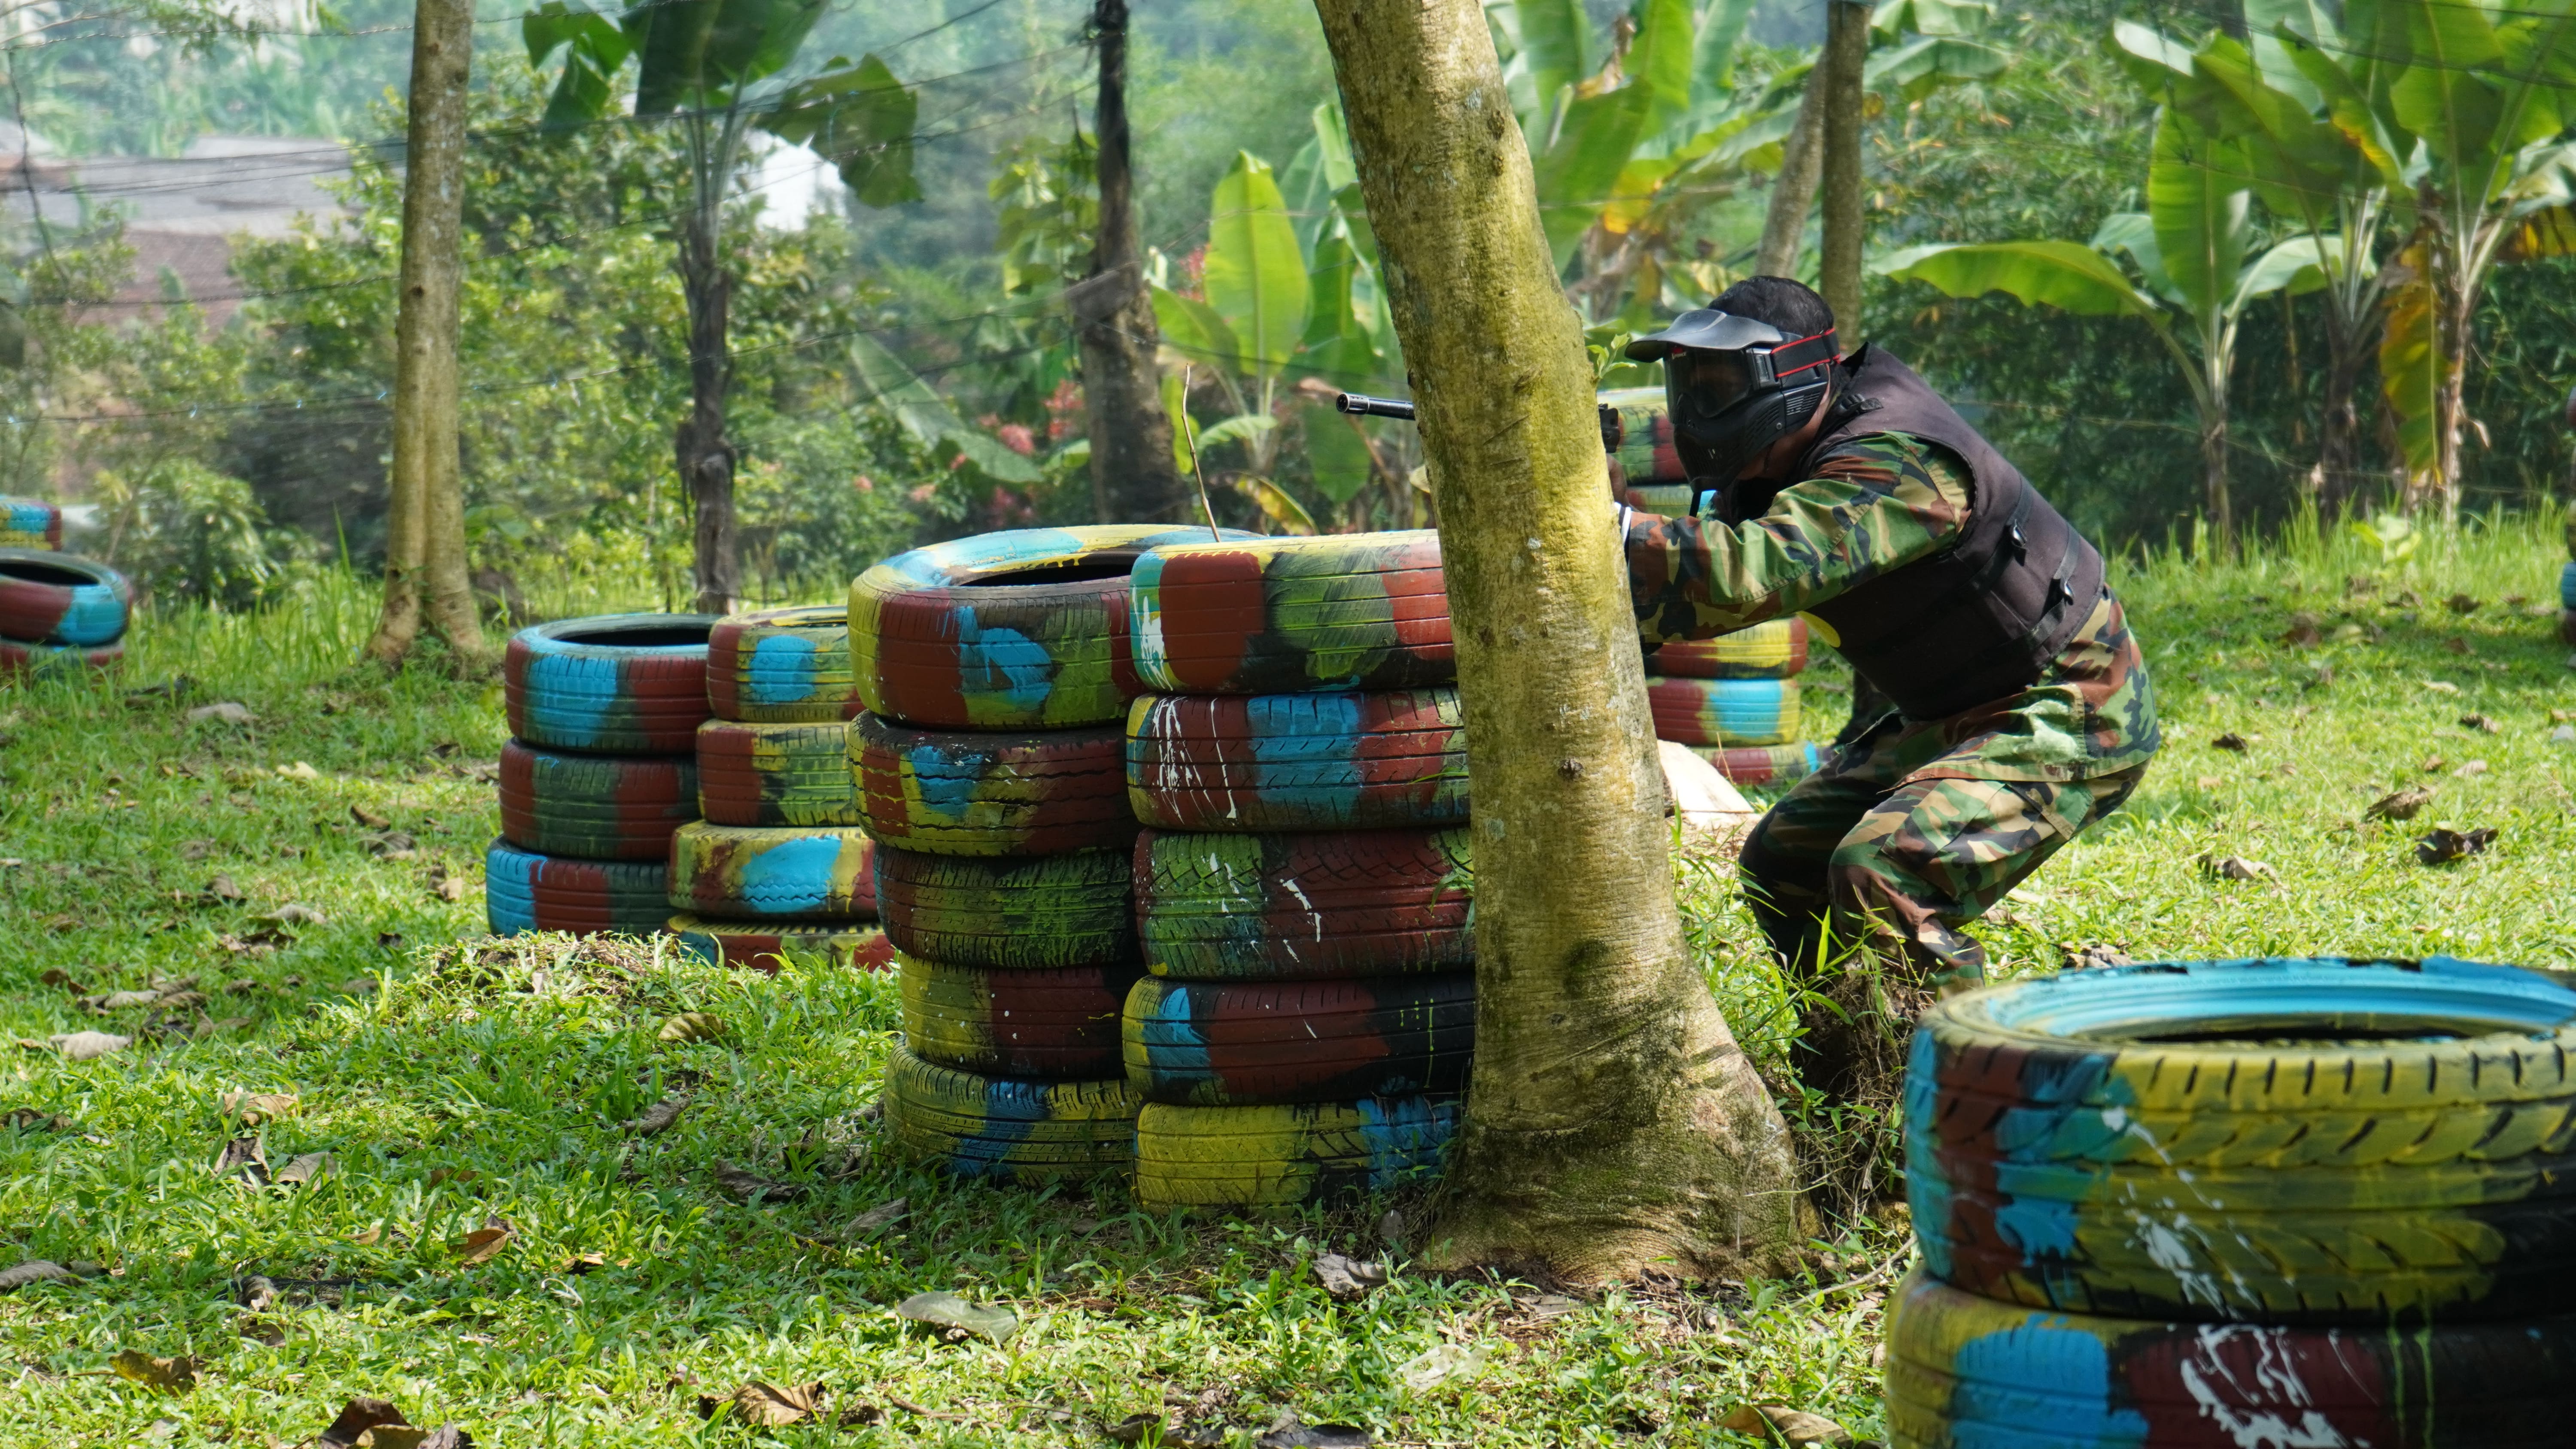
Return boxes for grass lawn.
[3,512,2572,1446]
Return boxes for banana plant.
[523,0,919,608]
[1878,105,2336,537]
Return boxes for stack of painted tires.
[1,496,61,550]
[0,544,131,680]
[1600,386,1695,515]
[668,604,891,975]
[855,527,1229,1186]
[1121,530,1473,1209]
[1891,955,2576,1446]
[487,614,715,940]
[1646,617,1820,788]
[2557,518,2576,647]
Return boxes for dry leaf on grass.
[110,1349,199,1392]
[1309,1252,1387,1302]
[714,1162,805,1203]
[2365,786,2435,821]
[272,1152,336,1186]
[1395,1343,1485,1391]
[657,1012,724,1044]
[450,1223,513,1266]
[1716,1404,1856,1446]
[2458,759,2489,778]
[2198,855,2275,882]
[1256,1413,1372,1448]
[38,968,87,993]
[623,1096,687,1136]
[2417,827,2499,865]
[841,1196,908,1238]
[206,873,245,901]
[185,702,254,726]
[262,903,327,925]
[91,990,162,1011]
[222,1091,298,1122]
[276,761,321,781]
[2210,732,2248,752]
[2444,593,2482,614]
[432,875,468,903]
[896,1289,1018,1343]
[351,804,392,830]
[0,1260,74,1291]
[2461,712,2500,733]
[696,1381,824,1427]
[50,1031,130,1061]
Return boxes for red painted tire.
[1129,531,1452,694]
[1687,741,1825,787]
[484,841,668,936]
[505,613,718,755]
[667,822,877,918]
[899,952,1143,1078]
[0,497,61,551]
[1651,617,1808,679]
[0,550,130,646]
[850,525,1242,730]
[706,605,857,724]
[851,712,1134,857]
[497,741,698,861]
[667,914,893,974]
[1601,386,1683,484]
[695,719,861,828]
[1123,973,1476,1106]
[1125,689,1468,832]
[874,846,1134,969]
[0,636,121,678]
[1134,828,1474,979]
[1643,675,1800,747]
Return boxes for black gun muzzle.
[1334,392,1416,421]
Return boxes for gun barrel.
[1334,391,1416,421]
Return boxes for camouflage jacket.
[1624,431,2160,782]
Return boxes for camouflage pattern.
[1121,972,1476,1105]
[497,740,698,860]
[1134,827,1475,979]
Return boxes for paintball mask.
[1624,310,1840,487]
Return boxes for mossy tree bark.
[1817,0,1871,330]
[1310,0,1805,1284]
[365,0,484,670]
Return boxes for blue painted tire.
[706,605,855,724]
[1885,1267,2576,1448]
[0,497,61,550]
[1124,689,1468,831]
[2560,561,2576,611]
[1122,973,1475,1106]
[1910,955,2576,1326]
[667,821,877,919]
[483,840,669,936]
[504,613,720,755]
[881,1046,1140,1183]
[0,550,129,646]
[1132,1095,1459,1206]
[1643,675,1798,747]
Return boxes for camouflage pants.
[1739,722,2149,998]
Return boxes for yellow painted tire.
[881,1046,1139,1184]
[667,822,876,918]
[1131,1095,1458,1206]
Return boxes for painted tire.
[667,821,878,919]
[874,846,1134,969]
[1600,386,1683,484]
[1132,1096,1459,1206]
[483,841,668,936]
[667,914,893,974]
[0,497,61,551]
[850,713,1133,857]
[1135,828,1474,979]
[496,741,697,861]
[0,550,130,646]
[851,525,1236,730]
[1688,741,1824,787]
[1124,689,1469,832]
[899,952,1142,1078]
[1908,955,2576,1326]
[1130,530,1452,694]
[1650,617,1808,680]
[1884,1267,2576,1449]
[1620,484,1698,515]
[1123,973,1475,1106]
[695,719,861,828]
[0,637,121,678]
[706,605,856,724]
[1643,675,1799,747]
[881,1046,1140,1183]
[504,613,719,754]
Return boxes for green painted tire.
[850,712,1134,857]
[874,846,1135,969]
[1910,955,2576,1325]
[1134,828,1474,979]
[667,822,876,918]
[898,952,1142,1077]
[1128,531,1452,694]
[707,604,856,723]
[1132,1096,1458,1206]
[881,1046,1139,1183]
[696,719,862,828]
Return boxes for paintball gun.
[1335,391,1625,453]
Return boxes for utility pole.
[365,0,483,669]
[1817,0,1871,330]
[1073,0,1187,523]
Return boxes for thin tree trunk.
[1310,0,1804,1284]
[677,207,739,615]
[365,0,475,667]
[1817,0,1871,330]
[1075,0,1185,523]
[2202,348,2233,543]
[1753,67,1824,279]
[2317,314,2368,519]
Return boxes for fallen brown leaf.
[91,990,163,1011]
[2458,759,2489,777]
[350,805,392,830]
[2278,613,2321,648]
[2417,827,2499,865]
[206,874,244,901]
[2211,732,2248,752]
[2200,854,2275,882]
[51,1031,130,1061]
[658,1012,725,1044]
[623,1096,687,1136]
[1716,1404,1853,1446]
[2444,636,2473,655]
[698,1381,823,1427]
[1310,1252,1388,1302]
[317,1397,410,1448]
[841,1196,908,1239]
[433,876,468,903]
[272,1152,335,1186]
[2445,592,2482,614]
[2365,786,2435,822]
[0,1260,74,1291]
[2461,713,2500,733]
[450,1224,513,1266]
[110,1349,199,1393]
[221,1091,298,1123]
[37,968,86,993]
[714,1162,805,1203]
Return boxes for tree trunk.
[2201,390,2233,544]
[1074,0,1187,524]
[1753,67,1825,279]
[1816,0,1871,330]
[366,0,482,668]
[1310,0,1805,1285]
[677,209,739,615]
[2316,308,2368,520]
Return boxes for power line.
[2,0,1039,52]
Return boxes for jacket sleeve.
[1625,433,1973,643]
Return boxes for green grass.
[3,512,2572,1445]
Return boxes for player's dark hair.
[1709,275,1836,338]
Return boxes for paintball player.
[1621,276,2160,1103]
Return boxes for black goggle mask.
[1625,310,1840,496]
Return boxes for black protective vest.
[1721,346,2103,720]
